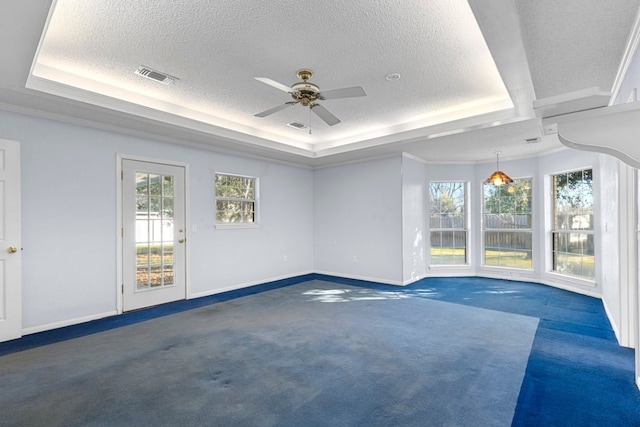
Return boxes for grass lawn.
[431,247,595,278]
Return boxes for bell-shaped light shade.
[486,152,513,186]
[485,170,513,186]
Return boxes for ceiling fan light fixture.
[485,152,513,186]
[254,69,366,127]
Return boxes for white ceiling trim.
[28,0,519,159]
[3,0,638,166]
[314,107,527,158]
[553,101,640,168]
[26,72,317,156]
[610,7,640,105]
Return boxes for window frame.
[428,181,469,266]
[214,172,260,229]
[549,168,594,280]
[481,177,533,270]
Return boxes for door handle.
[7,246,18,253]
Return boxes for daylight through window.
[483,178,533,269]
[215,173,258,225]
[429,182,467,265]
[552,169,594,278]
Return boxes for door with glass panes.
[122,160,186,311]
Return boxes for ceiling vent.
[524,137,541,144]
[134,66,178,85]
[286,122,309,130]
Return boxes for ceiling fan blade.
[255,102,297,118]
[318,86,366,100]
[310,103,341,126]
[255,77,294,93]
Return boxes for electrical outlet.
[283,255,288,262]
[352,255,358,262]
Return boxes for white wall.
[401,154,427,284]
[187,152,314,297]
[0,110,314,332]
[1,106,625,336]
[599,154,622,338]
[313,156,404,284]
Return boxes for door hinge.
[122,284,124,294]
[121,170,124,180]
[121,228,124,237]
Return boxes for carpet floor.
[1,275,639,426]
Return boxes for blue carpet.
[0,274,315,357]
[0,280,537,426]
[1,274,639,426]
[386,276,640,427]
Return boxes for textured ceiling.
[516,0,640,100]
[1,0,639,166]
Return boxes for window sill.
[429,264,472,269]
[480,265,534,274]
[215,223,261,230]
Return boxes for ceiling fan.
[254,69,366,126]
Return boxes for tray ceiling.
[2,0,639,166]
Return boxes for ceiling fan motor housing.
[254,68,365,125]
[291,81,320,106]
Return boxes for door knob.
[7,246,18,253]
[178,238,185,243]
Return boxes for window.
[552,169,594,278]
[483,178,533,268]
[429,182,467,265]
[215,173,258,226]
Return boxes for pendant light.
[485,151,513,186]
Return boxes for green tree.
[429,182,465,228]
[554,169,592,210]
[215,174,255,223]
[136,174,174,219]
[484,179,531,216]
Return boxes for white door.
[122,160,186,311]
[0,139,21,342]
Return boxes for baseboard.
[402,273,428,286]
[537,278,601,299]
[18,271,605,338]
[602,298,625,347]
[426,270,475,278]
[313,270,404,286]
[476,270,600,297]
[22,310,119,336]
[189,271,316,299]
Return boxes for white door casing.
[0,139,21,342]
[636,169,640,390]
[122,159,186,312]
